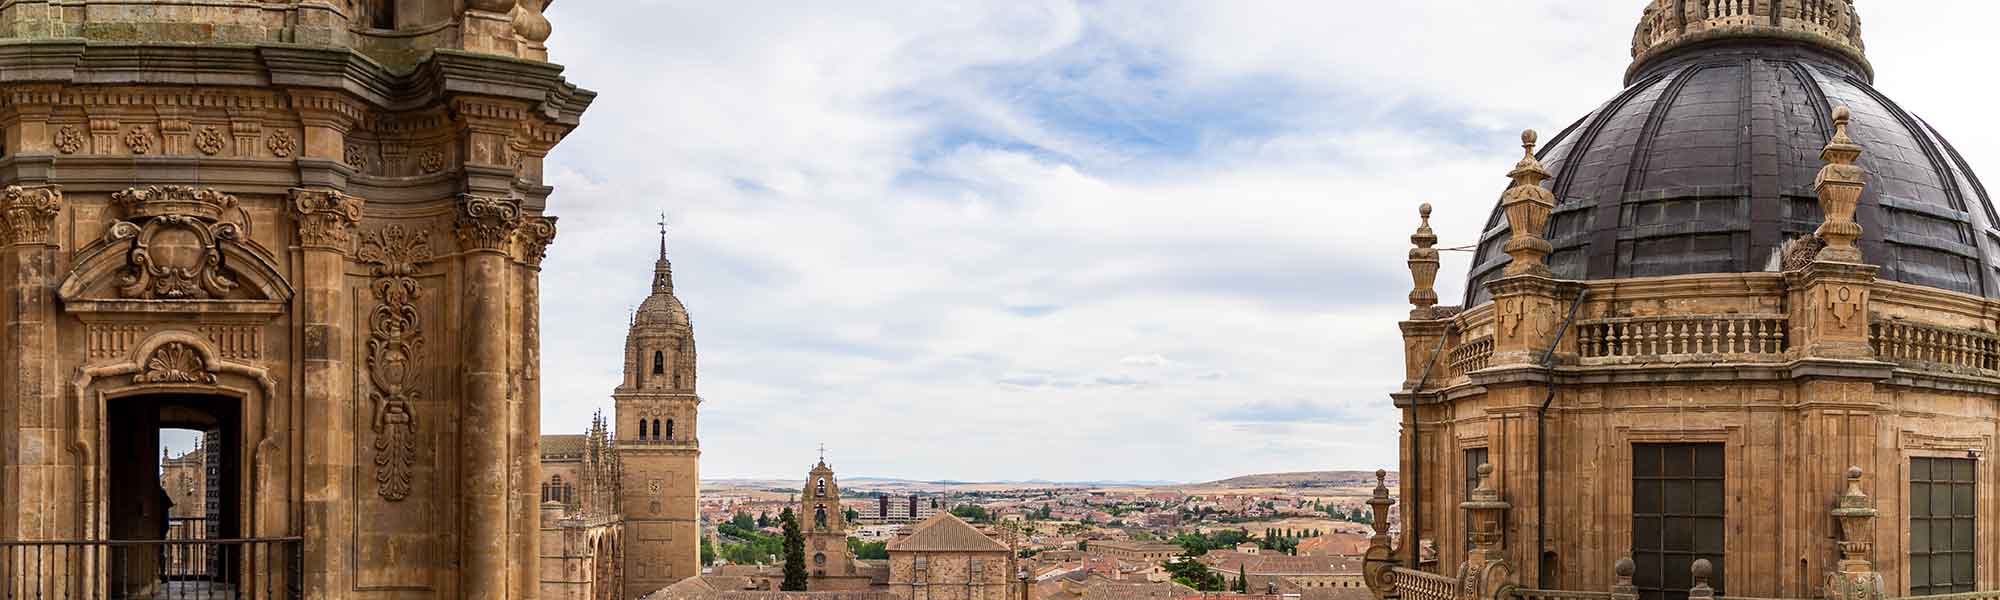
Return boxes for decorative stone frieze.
[267,131,295,158]
[136,341,217,385]
[290,188,366,250]
[54,125,83,154]
[124,125,154,154]
[195,126,226,156]
[455,195,523,253]
[1,185,63,245]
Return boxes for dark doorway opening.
[105,393,240,598]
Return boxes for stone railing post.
[1459,464,1516,600]
[1364,469,1401,599]
[1690,560,1715,600]
[1790,107,1878,360]
[1826,467,1884,600]
[1611,557,1637,600]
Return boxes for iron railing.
[0,537,301,599]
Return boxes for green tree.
[950,505,990,523]
[758,512,770,528]
[1236,565,1248,593]
[1076,539,1089,551]
[1163,554,1224,591]
[845,507,860,523]
[702,536,717,566]
[780,508,808,591]
[731,512,756,530]
[847,537,889,560]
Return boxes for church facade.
[1373,2,2000,600]
[0,0,592,598]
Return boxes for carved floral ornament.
[454,195,523,252]
[107,186,244,300]
[267,131,295,158]
[358,224,435,502]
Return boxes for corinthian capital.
[454,194,523,253]
[516,215,558,267]
[291,188,366,251]
[2,185,64,246]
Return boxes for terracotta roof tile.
[886,513,1008,553]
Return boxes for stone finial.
[1814,106,1867,263]
[1690,559,1715,600]
[1362,468,1401,598]
[1500,130,1556,277]
[1827,467,1887,600]
[1408,203,1441,317]
[1461,464,1510,554]
[1367,469,1395,541]
[1612,557,1637,597]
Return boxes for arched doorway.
[104,392,240,598]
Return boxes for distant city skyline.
[503,1,2000,483]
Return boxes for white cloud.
[531,1,2000,482]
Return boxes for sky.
[515,0,2000,483]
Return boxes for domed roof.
[635,289,690,329]
[1465,1,2000,304]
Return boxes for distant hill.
[1197,470,1394,489]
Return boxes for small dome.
[1465,2,1999,304]
[634,292,690,329]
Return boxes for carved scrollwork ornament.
[516,215,557,267]
[454,195,523,253]
[358,224,435,502]
[344,143,368,170]
[108,186,246,300]
[1,185,64,245]
[290,189,366,250]
[417,148,445,174]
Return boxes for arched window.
[816,477,827,496]
[674,373,683,389]
[637,418,647,441]
[665,419,675,441]
[653,351,664,375]
[651,419,661,441]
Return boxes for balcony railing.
[1578,315,1788,361]
[1448,335,1494,378]
[1390,566,1456,600]
[0,537,301,599]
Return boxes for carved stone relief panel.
[356,224,435,502]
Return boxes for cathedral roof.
[1464,0,2000,303]
[886,513,1008,553]
[542,434,587,458]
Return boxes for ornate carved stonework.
[290,189,366,250]
[108,186,245,299]
[195,126,226,156]
[517,216,557,267]
[124,125,153,154]
[454,195,523,253]
[54,125,83,154]
[417,148,445,173]
[1,185,64,245]
[135,342,216,384]
[344,143,368,170]
[267,131,295,158]
[357,224,435,502]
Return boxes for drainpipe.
[1535,289,1588,588]
[1404,322,1457,568]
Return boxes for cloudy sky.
[526,1,2000,483]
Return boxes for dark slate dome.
[1465,1,1999,304]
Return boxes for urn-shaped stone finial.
[1827,466,1886,600]
[1815,106,1867,263]
[1501,130,1556,276]
[1409,203,1441,317]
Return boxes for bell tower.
[615,217,702,590]
[801,452,854,578]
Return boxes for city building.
[861,495,943,525]
[540,414,626,600]
[1376,2,2000,600]
[1091,541,1183,563]
[886,513,1018,600]
[0,0,589,597]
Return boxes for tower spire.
[652,213,674,295]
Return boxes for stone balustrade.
[1390,567,1457,600]
[1447,335,1495,378]
[1870,318,2000,373]
[1578,314,1789,361]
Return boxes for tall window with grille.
[1910,457,1975,595]
[1463,447,1489,555]
[1631,443,1724,600]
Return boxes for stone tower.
[614,222,702,591]
[0,0,590,598]
[801,456,854,578]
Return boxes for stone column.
[292,188,364,596]
[514,216,556,600]
[1,185,64,541]
[456,194,522,600]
